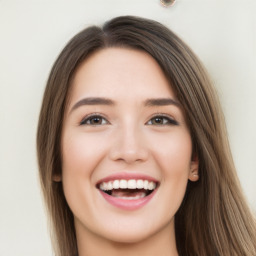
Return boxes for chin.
[88,212,175,245]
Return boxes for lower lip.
[99,189,157,211]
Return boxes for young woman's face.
[61,48,198,244]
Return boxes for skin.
[59,48,199,256]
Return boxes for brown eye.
[152,117,164,125]
[80,115,109,126]
[147,116,178,126]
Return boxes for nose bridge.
[109,120,148,163]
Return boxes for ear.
[188,154,199,182]
[52,173,62,182]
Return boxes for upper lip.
[96,172,159,186]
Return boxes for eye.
[80,115,109,126]
[146,115,178,126]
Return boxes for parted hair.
[37,16,256,256]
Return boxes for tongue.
[111,189,147,199]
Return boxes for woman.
[37,16,256,256]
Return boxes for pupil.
[154,117,163,124]
[92,117,101,124]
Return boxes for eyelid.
[146,113,179,126]
[79,112,110,126]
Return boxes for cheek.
[62,132,107,176]
[61,132,110,222]
[61,132,107,202]
[150,131,192,210]
[151,130,192,173]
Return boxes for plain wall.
[0,0,255,255]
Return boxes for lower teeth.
[116,194,146,200]
[103,189,153,199]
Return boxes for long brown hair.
[37,16,256,256]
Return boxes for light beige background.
[0,0,255,255]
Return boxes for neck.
[76,220,178,256]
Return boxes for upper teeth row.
[99,179,157,191]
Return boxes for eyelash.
[80,113,109,126]
[146,114,179,126]
[79,113,178,126]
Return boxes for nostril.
[109,149,149,164]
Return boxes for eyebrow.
[69,96,180,114]
[70,97,115,113]
[144,98,180,107]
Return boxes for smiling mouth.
[97,179,157,200]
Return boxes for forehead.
[69,47,176,103]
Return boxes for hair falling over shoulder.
[37,16,256,256]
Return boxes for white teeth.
[148,181,156,190]
[119,179,127,189]
[112,180,119,189]
[136,179,144,189]
[99,179,157,191]
[127,179,137,189]
[99,183,104,190]
[102,182,108,190]
[107,181,113,190]
[143,180,149,190]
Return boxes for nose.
[109,125,149,164]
